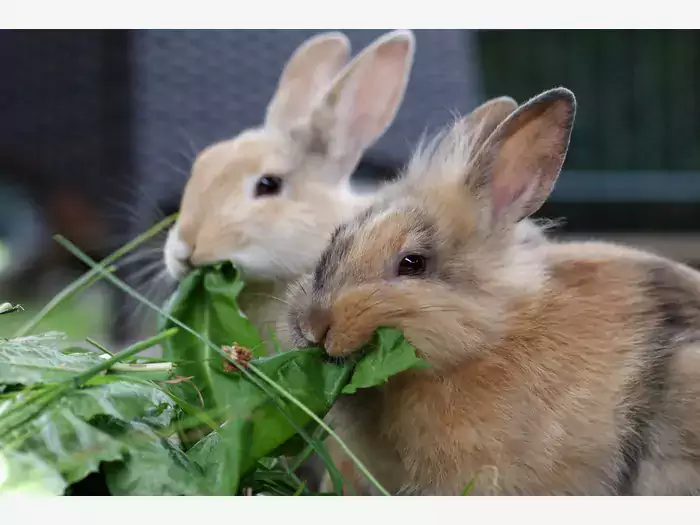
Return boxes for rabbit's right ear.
[310,30,416,176]
[265,32,351,132]
[468,88,576,226]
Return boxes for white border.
[1,495,700,522]
[0,0,697,29]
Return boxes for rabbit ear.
[265,32,351,132]
[311,29,415,170]
[468,87,576,225]
[463,96,518,153]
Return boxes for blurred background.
[1,29,700,348]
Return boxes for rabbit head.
[288,88,576,368]
[163,30,416,285]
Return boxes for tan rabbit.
[309,93,551,494]
[288,86,700,495]
[163,30,416,352]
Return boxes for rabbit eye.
[254,175,283,197]
[397,254,427,277]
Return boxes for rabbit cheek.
[324,294,385,357]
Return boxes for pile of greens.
[0,217,428,496]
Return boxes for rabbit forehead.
[177,129,298,239]
[313,202,433,292]
[192,129,298,187]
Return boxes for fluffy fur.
[288,87,700,495]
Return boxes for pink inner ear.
[489,135,533,222]
[491,176,530,224]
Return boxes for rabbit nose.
[300,307,331,346]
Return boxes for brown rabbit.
[294,94,554,494]
[299,93,551,494]
[287,87,700,495]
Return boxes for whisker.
[174,124,202,161]
[117,246,165,265]
[156,156,191,180]
[127,261,165,287]
[245,292,293,308]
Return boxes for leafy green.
[0,333,103,385]
[183,334,427,488]
[0,380,175,487]
[103,421,206,496]
[160,262,265,420]
[188,347,353,479]
[0,332,205,496]
[187,417,253,495]
[342,328,430,395]
[0,333,175,387]
[0,449,67,495]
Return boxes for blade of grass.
[54,234,389,496]
[461,476,477,495]
[14,214,177,337]
[86,336,114,356]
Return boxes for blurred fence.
[476,30,700,244]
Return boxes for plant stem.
[54,234,390,496]
[110,362,173,373]
[71,328,178,388]
[14,214,177,338]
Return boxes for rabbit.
[302,93,555,495]
[162,29,417,353]
[287,86,700,496]
[293,93,553,495]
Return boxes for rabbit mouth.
[322,353,350,366]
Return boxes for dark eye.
[397,254,427,277]
[254,175,283,197]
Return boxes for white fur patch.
[163,223,192,281]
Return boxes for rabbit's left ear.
[310,30,416,168]
[468,87,576,225]
[265,32,351,132]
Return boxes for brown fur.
[288,88,700,495]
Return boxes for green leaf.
[0,364,185,492]
[187,417,253,495]
[10,404,125,484]
[67,380,177,429]
[0,449,67,495]
[188,347,353,479]
[103,421,207,496]
[342,327,430,395]
[159,262,265,420]
[0,333,103,386]
[182,331,428,491]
